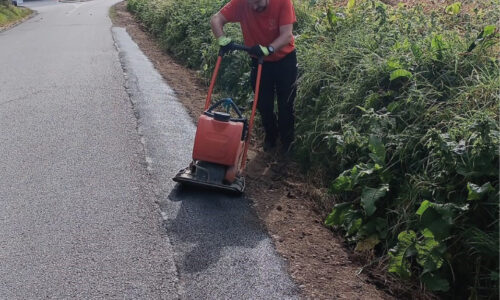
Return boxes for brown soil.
[110,2,405,299]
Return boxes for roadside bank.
[0,4,33,31]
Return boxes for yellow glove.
[249,45,270,56]
[218,36,232,47]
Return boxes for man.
[210,0,298,155]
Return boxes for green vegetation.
[0,3,31,28]
[126,0,499,298]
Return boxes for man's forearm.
[269,34,292,51]
[269,24,293,51]
[210,13,226,38]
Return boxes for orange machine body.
[172,48,262,194]
[192,114,244,167]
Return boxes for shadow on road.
[163,184,267,274]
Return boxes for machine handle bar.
[204,43,264,173]
[206,98,244,119]
[218,43,265,64]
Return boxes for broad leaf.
[418,201,468,240]
[388,230,417,278]
[355,235,380,252]
[421,273,450,292]
[419,208,451,240]
[431,35,446,59]
[375,217,388,239]
[358,217,388,239]
[468,25,497,52]
[390,69,412,81]
[327,7,338,27]
[467,182,494,201]
[415,229,445,274]
[397,230,417,249]
[347,217,363,236]
[325,202,352,226]
[347,0,355,11]
[416,200,431,216]
[361,185,389,216]
[445,2,461,15]
[368,135,386,165]
[431,34,445,51]
[432,203,468,223]
[329,174,351,193]
[483,25,496,37]
[386,59,402,70]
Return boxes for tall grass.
[126,0,499,298]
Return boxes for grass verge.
[0,4,31,28]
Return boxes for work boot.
[263,134,277,152]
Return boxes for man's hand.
[218,35,231,47]
[249,45,270,57]
[218,35,234,52]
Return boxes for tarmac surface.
[0,0,298,298]
[0,0,180,298]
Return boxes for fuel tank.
[192,114,245,167]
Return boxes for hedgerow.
[126,0,499,298]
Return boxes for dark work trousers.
[250,50,298,146]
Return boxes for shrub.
[300,2,499,298]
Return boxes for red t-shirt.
[220,0,296,62]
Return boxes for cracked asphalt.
[0,0,299,298]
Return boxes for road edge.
[110,25,183,299]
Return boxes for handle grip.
[219,43,264,63]
[230,44,250,52]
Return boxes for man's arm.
[269,24,293,51]
[210,12,228,39]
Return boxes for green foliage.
[421,272,450,292]
[389,69,412,81]
[127,0,250,102]
[0,3,30,27]
[467,182,495,201]
[389,228,449,291]
[126,0,499,297]
[445,2,461,15]
[306,0,499,298]
[361,184,389,216]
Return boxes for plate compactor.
[173,44,264,194]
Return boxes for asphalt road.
[0,0,298,298]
